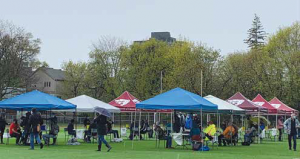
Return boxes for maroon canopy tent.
[252,94,282,114]
[269,97,299,115]
[109,91,139,112]
[227,92,267,113]
[109,91,170,113]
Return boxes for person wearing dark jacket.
[67,119,76,137]
[20,112,31,145]
[0,114,8,144]
[28,108,43,150]
[95,113,112,152]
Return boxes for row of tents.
[0,87,298,117]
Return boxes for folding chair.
[155,131,166,148]
[132,127,139,140]
[205,134,218,149]
[64,128,73,142]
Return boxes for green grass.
[0,133,299,159]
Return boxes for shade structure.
[227,92,267,112]
[64,95,120,113]
[269,97,298,115]
[136,87,217,111]
[252,94,280,114]
[204,95,245,113]
[0,90,76,111]
[109,91,140,112]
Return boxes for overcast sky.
[1,0,299,69]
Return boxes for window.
[44,82,52,87]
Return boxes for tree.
[0,20,41,100]
[87,36,127,101]
[120,39,170,100]
[62,61,88,98]
[264,22,300,108]
[244,14,266,48]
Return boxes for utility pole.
[160,71,163,93]
[201,70,203,96]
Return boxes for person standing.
[277,116,284,141]
[284,113,300,151]
[20,112,31,145]
[28,108,44,150]
[0,113,8,144]
[95,113,112,152]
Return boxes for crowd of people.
[0,109,299,152]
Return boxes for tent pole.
[206,114,209,123]
[201,108,203,128]
[132,110,137,149]
[171,111,173,134]
[275,114,278,142]
[217,110,219,129]
[258,109,260,144]
[138,110,141,140]
[119,112,121,138]
[201,108,203,151]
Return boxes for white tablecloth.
[75,129,85,139]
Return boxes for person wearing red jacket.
[9,119,21,145]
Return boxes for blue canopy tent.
[133,88,218,148]
[136,87,217,111]
[0,90,76,111]
[0,90,77,136]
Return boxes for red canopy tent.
[269,97,298,115]
[227,92,267,112]
[252,94,281,114]
[109,91,170,113]
[109,91,140,112]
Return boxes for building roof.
[37,67,65,81]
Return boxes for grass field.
[0,133,299,159]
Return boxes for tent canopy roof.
[0,90,76,111]
[204,95,245,112]
[227,92,267,111]
[269,97,298,114]
[136,87,217,110]
[109,91,140,112]
[252,94,280,114]
[65,95,120,113]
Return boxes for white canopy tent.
[204,95,245,112]
[204,95,245,128]
[61,95,120,113]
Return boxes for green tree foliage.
[62,22,300,110]
[62,61,88,98]
[121,39,170,100]
[219,22,300,109]
[0,21,41,100]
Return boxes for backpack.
[192,142,202,151]
[198,146,210,151]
